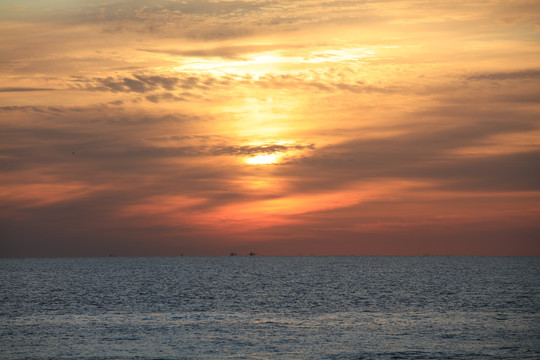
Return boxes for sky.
[1,0,539,257]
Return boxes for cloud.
[74,71,394,100]
[0,105,66,114]
[413,150,540,191]
[467,69,540,81]
[139,43,308,59]
[146,92,187,103]
[69,1,270,40]
[90,75,180,93]
[210,143,315,157]
[279,113,540,193]
[0,87,57,92]
[0,102,314,189]
[78,74,226,96]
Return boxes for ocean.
[1,256,539,359]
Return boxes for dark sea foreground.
[1,256,539,359]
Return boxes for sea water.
[1,256,539,359]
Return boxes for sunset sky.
[1,0,539,257]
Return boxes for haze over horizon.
[1,0,539,257]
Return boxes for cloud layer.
[1,0,539,256]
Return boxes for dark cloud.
[280,114,540,192]
[413,150,540,191]
[134,75,179,90]
[0,105,65,114]
[122,78,147,93]
[3,101,536,198]
[0,102,314,187]
[76,71,394,98]
[0,186,229,257]
[139,43,307,59]
[79,74,229,95]
[91,75,180,93]
[0,87,57,92]
[1,139,313,170]
[211,144,315,157]
[0,104,203,174]
[467,69,540,81]
[0,105,198,130]
[110,143,315,160]
[146,92,187,103]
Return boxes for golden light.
[245,153,281,165]
[173,52,289,76]
[172,47,375,77]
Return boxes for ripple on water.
[1,256,539,359]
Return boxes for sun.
[245,153,280,165]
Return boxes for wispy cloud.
[139,44,308,59]
[0,87,57,92]
[467,69,540,81]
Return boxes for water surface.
[1,256,539,359]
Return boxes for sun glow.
[172,47,375,76]
[245,153,281,165]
